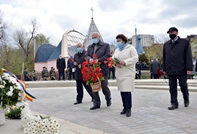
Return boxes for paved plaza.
[26,86,197,134]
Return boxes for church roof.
[83,18,103,49]
[48,41,62,61]
[35,44,56,62]
[35,41,78,63]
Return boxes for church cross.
[91,7,94,19]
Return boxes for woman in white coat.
[113,34,138,117]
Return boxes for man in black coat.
[67,56,75,80]
[73,43,94,105]
[56,55,66,80]
[150,59,160,79]
[135,61,142,79]
[163,27,193,110]
[86,32,111,110]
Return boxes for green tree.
[145,44,163,63]
[191,37,197,58]
[14,18,38,62]
[139,53,149,66]
[34,33,50,45]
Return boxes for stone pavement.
[0,118,106,134]
[26,87,197,134]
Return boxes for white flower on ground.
[6,90,13,96]
[10,86,14,91]
[0,85,5,89]
[24,127,28,133]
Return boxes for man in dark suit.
[163,27,193,110]
[135,61,142,79]
[73,43,94,105]
[86,32,111,110]
[56,55,66,80]
[150,59,160,79]
[67,56,75,80]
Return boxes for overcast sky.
[0,0,197,46]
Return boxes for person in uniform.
[49,67,56,80]
[23,68,31,81]
[42,67,49,80]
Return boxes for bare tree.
[0,10,7,40]
[154,33,169,44]
[14,18,38,61]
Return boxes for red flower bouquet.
[157,68,164,78]
[81,54,104,92]
[105,57,120,68]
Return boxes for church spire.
[91,7,94,20]
[83,7,103,49]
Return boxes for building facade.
[34,17,102,73]
[132,34,154,48]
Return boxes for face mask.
[77,47,83,53]
[169,34,176,40]
[116,42,123,48]
[59,57,62,59]
[92,38,99,44]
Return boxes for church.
[34,16,103,72]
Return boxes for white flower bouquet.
[0,72,24,109]
[21,102,60,134]
[24,118,59,134]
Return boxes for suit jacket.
[86,41,110,77]
[74,50,86,80]
[150,61,160,74]
[56,58,66,72]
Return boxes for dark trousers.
[168,75,189,106]
[153,74,159,79]
[108,67,115,79]
[24,77,31,81]
[69,70,75,80]
[76,80,93,102]
[58,72,65,80]
[121,92,132,110]
[93,76,111,106]
[135,71,141,79]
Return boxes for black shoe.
[90,105,100,110]
[126,109,131,117]
[168,105,178,110]
[120,108,126,114]
[74,101,82,105]
[107,100,111,107]
[184,101,189,107]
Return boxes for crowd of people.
[24,56,197,82]
[22,27,197,117]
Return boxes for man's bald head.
[92,32,100,41]
[76,43,83,48]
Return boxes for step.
[134,85,197,92]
